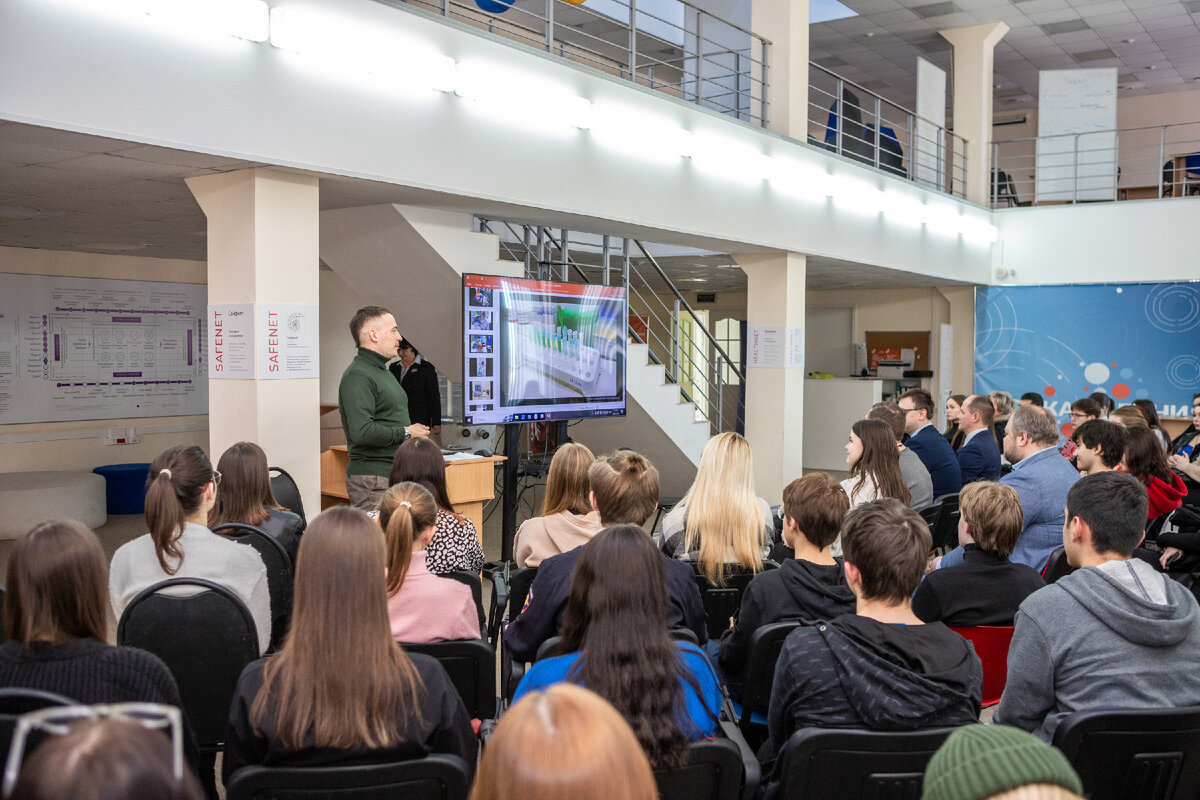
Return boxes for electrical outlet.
[106,427,138,445]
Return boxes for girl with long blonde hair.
[660,432,770,584]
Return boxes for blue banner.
[975,283,1200,421]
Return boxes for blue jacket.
[957,429,1002,485]
[905,425,962,499]
[939,446,1080,573]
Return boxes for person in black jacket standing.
[390,340,442,436]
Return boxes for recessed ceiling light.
[1123,38,1135,43]
[1144,65,1156,70]
[865,31,875,37]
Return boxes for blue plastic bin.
[92,463,152,515]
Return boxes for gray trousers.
[345,474,388,512]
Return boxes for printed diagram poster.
[0,273,207,424]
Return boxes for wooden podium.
[320,446,503,536]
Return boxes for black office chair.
[211,522,294,652]
[765,726,958,800]
[0,687,76,762]
[694,563,777,642]
[1052,705,1200,800]
[732,621,800,744]
[656,725,761,800]
[924,495,960,553]
[482,562,538,703]
[268,466,305,524]
[534,627,700,662]
[226,754,472,800]
[441,570,487,640]
[400,639,497,723]
[1042,546,1075,584]
[117,577,260,791]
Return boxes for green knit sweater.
[338,347,411,477]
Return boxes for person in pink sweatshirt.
[515,443,602,567]
[379,482,481,643]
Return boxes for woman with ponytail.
[108,445,272,655]
[378,483,480,643]
[223,507,475,782]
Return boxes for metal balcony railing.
[478,218,746,435]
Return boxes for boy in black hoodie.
[764,498,982,774]
[718,474,855,694]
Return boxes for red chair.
[949,625,1015,707]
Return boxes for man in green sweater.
[338,306,430,510]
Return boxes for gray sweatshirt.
[996,558,1200,741]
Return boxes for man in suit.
[389,339,442,436]
[898,388,962,499]
[936,404,1081,573]
[956,394,1002,485]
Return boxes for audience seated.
[1088,391,1115,419]
[913,482,1044,626]
[1131,398,1171,450]
[718,474,854,688]
[223,507,475,783]
[1168,393,1200,504]
[841,418,911,512]
[471,684,657,800]
[899,389,963,499]
[378,482,480,643]
[505,450,706,662]
[513,525,721,766]
[995,472,1200,741]
[921,724,1083,800]
[764,499,981,770]
[9,717,204,800]
[1061,398,1101,463]
[1070,420,1125,476]
[939,406,1080,573]
[868,402,934,511]
[109,445,271,655]
[956,395,1002,485]
[989,391,1015,443]
[661,432,772,583]
[1020,392,1045,408]
[0,520,184,710]
[388,437,484,574]
[1123,427,1186,521]
[942,394,967,452]
[1109,406,1148,431]
[208,441,305,563]
[514,443,600,567]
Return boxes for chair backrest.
[491,565,537,645]
[268,466,306,524]
[1052,705,1200,800]
[211,522,294,652]
[117,578,259,751]
[0,687,76,762]
[773,727,958,800]
[535,628,700,663]
[948,626,1015,707]
[400,639,497,721]
[226,754,471,800]
[928,495,960,552]
[739,621,801,724]
[1042,546,1076,584]
[694,566,770,641]
[656,737,747,800]
[440,570,487,640]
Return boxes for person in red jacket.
[1123,427,1186,521]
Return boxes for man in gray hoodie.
[996,471,1200,742]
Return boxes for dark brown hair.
[867,402,905,442]
[145,446,215,575]
[941,394,968,438]
[349,306,390,345]
[250,507,424,749]
[964,394,996,428]
[388,437,457,515]
[379,482,439,597]
[840,499,930,603]
[1072,419,1126,468]
[1071,398,1102,419]
[848,419,910,506]
[1066,472,1147,556]
[781,474,850,549]
[207,442,284,529]
[587,451,659,526]
[1122,426,1172,485]
[5,520,108,646]
[542,443,595,517]
[958,482,1023,557]
[9,719,204,800]
[1132,399,1163,429]
[899,388,935,419]
[559,525,702,768]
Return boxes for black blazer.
[390,357,442,429]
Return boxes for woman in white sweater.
[109,445,271,654]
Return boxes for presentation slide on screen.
[0,273,208,424]
[463,275,626,425]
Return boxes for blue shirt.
[512,641,721,738]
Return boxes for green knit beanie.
[922,724,1083,800]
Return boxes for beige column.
[736,251,806,504]
[939,22,1009,205]
[752,0,809,139]
[187,168,321,517]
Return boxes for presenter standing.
[390,339,442,438]
[339,307,429,511]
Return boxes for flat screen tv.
[462,274,627,425]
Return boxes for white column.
[752,0,809,138]
[736,251,806,504]
[939,22,1009,205]
[187,168,321,517]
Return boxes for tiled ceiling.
[0,121,966,291]
[810,0,1200,113]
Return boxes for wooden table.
[320,446,503,537]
